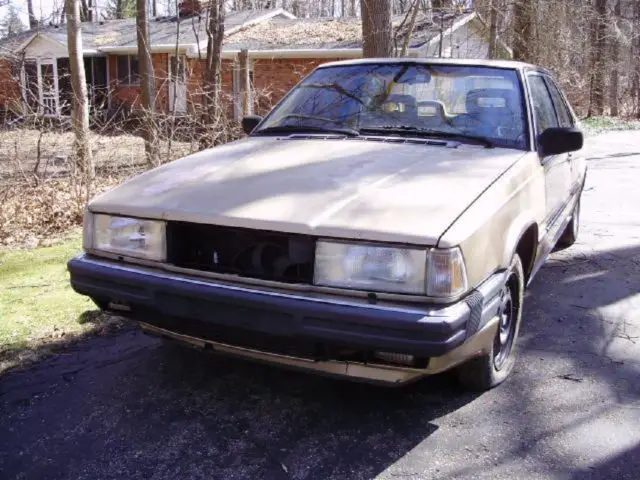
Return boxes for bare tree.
[27,0,38,29]
[65,0,94,183]
[399,0,420,57]
[634,0,640,118]
[512,0,535,62]
[609,0,621,116]
[588,0,607,117]
[202,0,225,147]
[137,0,160,166]
[361,0,392,57]
[488,0,499,59]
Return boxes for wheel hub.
[493,283,516,370]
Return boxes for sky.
[1,0,176,27]
[2,0,67,25]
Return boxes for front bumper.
[68,254,505,384]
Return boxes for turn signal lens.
[426,248,468,297]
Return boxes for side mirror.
[242,115,263,135]
[537,127,583,156]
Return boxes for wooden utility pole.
[65,0,94,181]
[360,0,392,57]
[137,0,160,167]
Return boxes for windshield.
[257,63,528,149]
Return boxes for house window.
[117,55,140,85]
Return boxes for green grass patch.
[582,116,640,135]
[0,236,121,373]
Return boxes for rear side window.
[528,75,559,133]
[544,78,574,127]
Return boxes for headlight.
[314,241,468,297]
[87,213,166,261]
[314,241,427,294]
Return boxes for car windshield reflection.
[256,63,528,150]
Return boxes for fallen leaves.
[0,176,123,249]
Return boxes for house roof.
[0,7,480,58]
[0,9,294,56]
[224,11,475,51]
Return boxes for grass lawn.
[582,116,640,135]
[0,236,120,373]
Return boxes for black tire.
[557,198,580,249]
[91,298,110,311]
[457,255,525,392]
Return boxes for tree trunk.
[27,0,38,29]
[609,0,620,117]
[588,0,607,117]
[115,0,124,19]
[137,0,160,167]
[512,0,534,62]
[202,0,225,147]
[80,0,89,21]
[488,0,499,59]
[360,0,392,57]
[152,0,157,17]
[65,0,94,183]
[238,49,251,116]
[399,0,420,57]
[634,0,640,119]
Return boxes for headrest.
[465,88,519,114]
[382,94,418,112]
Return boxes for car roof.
[317,57,548,74]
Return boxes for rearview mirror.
[242,115,263,135]
[537,127,583,156]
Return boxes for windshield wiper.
[301,83,365,105]
[360,126,494,148]
[255,124,360,137]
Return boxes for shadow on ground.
[0,242,639,479]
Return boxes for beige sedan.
[69,59,586,390]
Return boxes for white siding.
[23,35,68,59]
[422,20,492,59]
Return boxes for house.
[0,7,511,120]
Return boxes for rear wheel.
[557,198,580,249]
[457,255,524,391]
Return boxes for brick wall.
[106,55,340,117]
[0,58,21,114]
[186,58,235,116]
[108,53,169,111]
[252,58,341,114]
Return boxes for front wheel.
[456,255,524,391]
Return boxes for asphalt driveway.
[1,131,639,480]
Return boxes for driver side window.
[528,75,559,134]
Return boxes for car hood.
[89,136,525,245]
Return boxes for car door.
[543,76,582,191]
[527,73,571,233]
